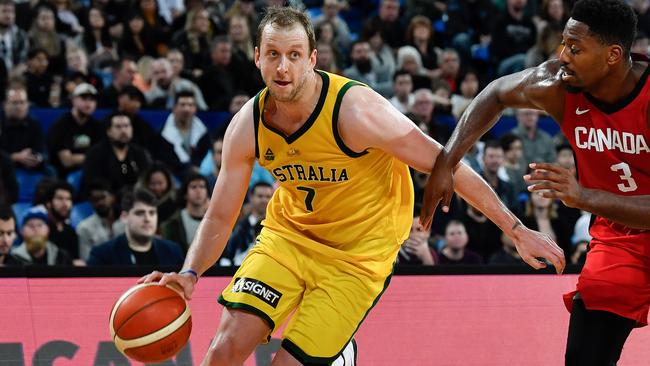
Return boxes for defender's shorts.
[218,230,393,364]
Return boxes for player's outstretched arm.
[139,100,257,299]
[420,61,565,229]
[338,86,565,273]
[526,162,650,230]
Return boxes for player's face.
[558,19,613,90]
[255,23,317,103]
[0,218,16,255]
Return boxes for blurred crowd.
[3,0,648,268]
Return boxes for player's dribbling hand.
[137,271,196,301]
[420,151,455,230]
[511,225,566,274]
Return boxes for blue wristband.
[179,269,199,282]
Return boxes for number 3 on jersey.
[297,186,315,211]
[610,162,638,192]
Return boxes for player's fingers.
[529,162,565,173]
[523,255,546,270]
[138,271,162,284]
[158,272,177,287]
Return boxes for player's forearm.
[445,82,505,165]
[182,216,235,276]
[578,190,650,230]
[453,162,521,237]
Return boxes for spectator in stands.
[29,6,66,76]
[200,36,237,111]
[633,0,650,41]
[118,11,159,60]
[157,0,185,27]
[510,108,556,165]
[315,42,340,74]
[160,90,211,168]
[171,8,211,75]
[0,152,17,204]
[224,0,259,39]
[571,211,591,265]
[167,48,195,81]
[0,0,29,70]
[344,40,392,97]
[65,47,104,93]
[51,0,83,38]
[500,133,527,196]
[438,220,483,264]
[437,49,462,94]
[489,232,527,265]
[160,172,209,254]
[482,140,519,213]
[145,57,208,110]
[0,206,24,266]
[76,179,123,262]
[407,88,451,144]
[362,0,404,49]
[0,84,46,172]
[520,190,571,258]
[228,13,254,62]
[312,0,352,51]
[98,58,137,109]
[553,143,582,236]
[80,7,115,60]
[42,181,80,261]
[87,188,183,266]
[525,23,563,68]
[137,163,177,223]
[24,48,57,108]
[315,20,344,68]
[397,204,437,266]
[47,83,104,178]
[405,15,440,74]
[12,206,72,266]
[491,0,537,76]
[389,69,414,114]
[116,85,182,173]
[445,0,494,63]
[361,22,396,85]
[450,69,480,120]
[533,0,569,32]
[396,45,432,91]
[431,78,453,117]
[204,132,223,191]
[81,112,151,198]
[219,182,273,266]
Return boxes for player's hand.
[524,162,585,208]
[138,271,196,301]
[511,225,565,274]
[420,151,455,230]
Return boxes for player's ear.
[607,46,623,65]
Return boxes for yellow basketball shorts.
[218,231,393,364]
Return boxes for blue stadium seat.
[11,202,33,228]
[66,170,83,195]
[15,168,45,203]
[70,201,94,228]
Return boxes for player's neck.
[272,71,321,123]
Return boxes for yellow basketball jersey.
[254,70,414,276]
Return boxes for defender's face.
[255,24,317,103]
[559,19,612,90]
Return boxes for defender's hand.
[420,153,455,231]
[524,162,584,208]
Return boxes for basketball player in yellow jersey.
[141,6,565,365]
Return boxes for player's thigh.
[281,266,391,364]
[219,243,305,340]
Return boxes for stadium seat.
[15,168,45,203]
[70,201,94,229]
[66,170,83,195]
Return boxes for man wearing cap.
[46,82,105,178]
[11,206,73,266]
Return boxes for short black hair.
[86,179,112,194]
[499,133,522,152]
[393,69,412,82]
[571,0,636,55]
[180,172,209,197]
[28,48,48,60]
[484,139,503,152]
[174,90,196,105]
[0,205,15,222]
[105,111,131,130]
[117,85,145,104]
[121,188,158,212]
[45,181,74,202]
[250,181,273,195]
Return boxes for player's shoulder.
[222,96,257,158]
[521,59,565,90]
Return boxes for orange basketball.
[109,283,192,363]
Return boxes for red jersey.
[561,60,650,325]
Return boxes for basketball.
[109,283,192,363]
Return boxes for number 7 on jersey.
[297,186,315,211]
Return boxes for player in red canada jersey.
[420,0,650,364]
